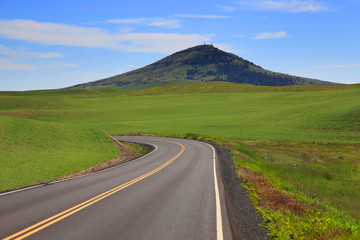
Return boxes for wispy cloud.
[0,58,36,71]
[174,14,230,19]
[56,62,78,68]
[43,62,78,69]
[316,64,360,68]
[0,19,212,53]
[0,45,62,58]
[0,45,77,71]
[236,0,329,12]
[254,31,288,39]
[215,4,236,12]
[106,18,181,29]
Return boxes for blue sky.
[0,0,359,90]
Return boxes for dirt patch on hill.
[0,110,42,120]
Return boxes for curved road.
[0,136,231,240]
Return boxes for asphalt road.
[0,136,231,240]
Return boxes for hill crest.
[69,45,336,89]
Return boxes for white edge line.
[0,185,44,197]
[0,140,158,197]
[203,142,224,240]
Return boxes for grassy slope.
[74,83,360,142]
[223,138,360,239]
[0,93,119,191]
[6,82,359,141]
[0,82,359,235]
[0,115,119,191]
[240,140,360,219]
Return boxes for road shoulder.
[212,143,270,240]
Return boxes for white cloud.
[0,45,62,58]
[236,0,329,12]
[0,58,36,71]
[215,4,236,12]
[0,19,211,53]
[254,31,288,39]
[106,18,181,29]
[315,64,360,68]
[174,14,230,19]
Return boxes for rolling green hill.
[1,82,359,190]
[1,82,360,238]
[69,45,336,89]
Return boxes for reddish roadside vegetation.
[237,167,306,216]
[215,138,359,239]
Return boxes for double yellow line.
[3,140,185,240]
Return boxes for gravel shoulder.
[212,143,270,240]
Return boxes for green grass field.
[1,81,359,237]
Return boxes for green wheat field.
[1,81,359,238]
